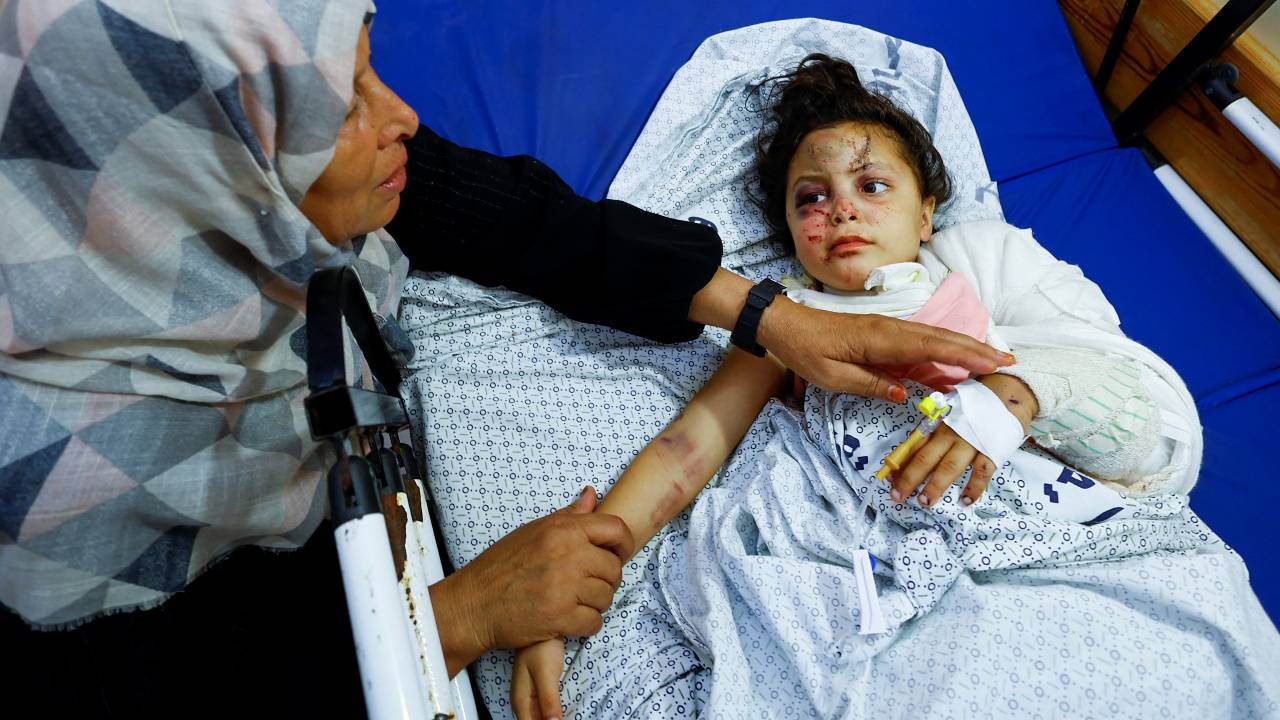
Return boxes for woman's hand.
[760,300,1014,402]
[888,373,1038,507]
[511,638,567,720]
[429,487,632,676]
[687,269,1014,402]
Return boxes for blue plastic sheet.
[371,1,1114,197]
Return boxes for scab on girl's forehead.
[852,132,872,166]
[804,130,873,166]
[788,124,918,195]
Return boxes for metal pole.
[403,474,483,720]
[305,267,470,719]
[1111,0,1275,144]
[373,443,458,718]
[1094,0,1143,96]
[328,444,435,720]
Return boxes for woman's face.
[300,26,419,245]
[784,121,936,291]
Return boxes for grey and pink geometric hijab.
[0,0,407,627]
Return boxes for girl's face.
[785,122,936,291]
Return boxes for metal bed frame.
[1095,0,1280,316]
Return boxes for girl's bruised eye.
[795,188,828,207]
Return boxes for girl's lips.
[376,164,407,194]
[829,237,871,254]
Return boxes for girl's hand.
[511,637,567,720]
[888,423,994,508]
[888,373,1037,507]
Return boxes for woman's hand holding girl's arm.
[432,488,631,677]
[509,348,786,717]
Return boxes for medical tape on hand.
[942,379,1026,467]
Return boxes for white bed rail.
[335,510,438,719]
[1203,63,1280,170]
[328,438,462,719]
[1147,150,1280,318]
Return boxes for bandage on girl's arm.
[598,348,788,559]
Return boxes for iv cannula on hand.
[873,391,952,481]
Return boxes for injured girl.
[510,55,1280,719]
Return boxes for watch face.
[750,280,784,306]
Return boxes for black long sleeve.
[386,125,722,343]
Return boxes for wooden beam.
[1059,0,1280,276]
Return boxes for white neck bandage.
[785,262,936,319]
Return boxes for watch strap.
[730,278,785,357]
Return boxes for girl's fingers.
[961,454,996,506]
[532,650,565,720]
[891,433,952,502]
[919,442,977,508]
[511,658,537,720]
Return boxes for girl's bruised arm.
[598,348,788,559]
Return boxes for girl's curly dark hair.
[751,54,952,251]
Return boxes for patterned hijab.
[0,0,407,627]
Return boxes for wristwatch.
[730,278,785,357]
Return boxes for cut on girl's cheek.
[800,212,826,244]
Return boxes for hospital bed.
[359,0,1280,715]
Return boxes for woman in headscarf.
[0,0,1010,714]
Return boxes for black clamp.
[1201,63,1243,111]
[304,266,410,522]
[730,278,785,357]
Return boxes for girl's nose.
[831,198,858,224]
